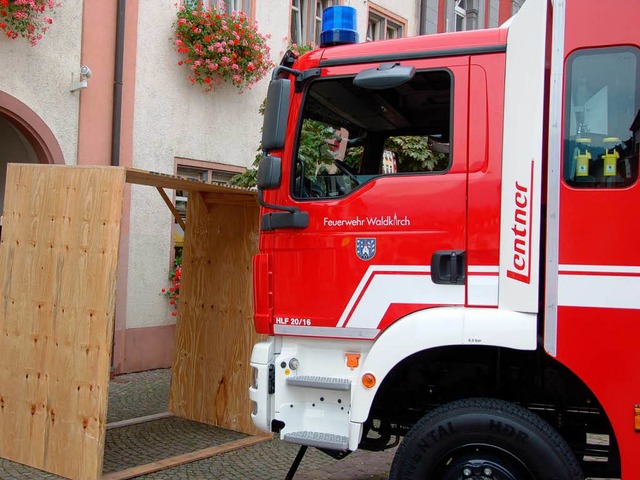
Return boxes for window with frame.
[184,0,253,16]
[292,70,452,200]
[454,0,467,31]
[366,3,406,42]
[563,47,640,189]
[221,0,252,14]
[291,0,339,47]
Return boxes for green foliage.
[344,146,364,170]
[385,136,448,172]
[296,120,339,176]
[228,148,260,187]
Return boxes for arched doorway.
[0,116,39,215]
[0,91,65,222]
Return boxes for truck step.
[286,375,351,391]
[284,431,349,451]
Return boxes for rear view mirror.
[257,155,282,190]
[353,63,415,90]
[261,79,291,151]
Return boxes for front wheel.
[389,398,583,480]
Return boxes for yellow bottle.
[602,137,621,177]
[575,137,592,177]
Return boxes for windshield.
[292,70,452,199]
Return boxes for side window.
[564,47,640,188]
[293,71,452,200]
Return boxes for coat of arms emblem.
[356,238,376,260]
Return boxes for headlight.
[251,367,259,389]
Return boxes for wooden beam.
[101,435,271,480]
[106,412,174,431]
[156,187,186,231]
[125,167,256,198]
[200,191,260,207]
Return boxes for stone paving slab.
[0,436,393,480]
[107,369,171,424]
[131,438,393,480]
[103,417,247,473]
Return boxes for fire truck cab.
[250,0,640,478]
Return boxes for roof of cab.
[314,27,508,67]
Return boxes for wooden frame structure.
[0,165,262,480]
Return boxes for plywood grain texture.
[169,192,262,434]
[0,165,125,480]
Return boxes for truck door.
[546,0,640,472]
[267,57,470,339]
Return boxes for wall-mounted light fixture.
[70,65,93,92]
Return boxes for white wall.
[126,0,291,329]
[0,1,84,165]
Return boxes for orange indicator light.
[635,405,640,432]
[362,373,376,389]
[346,353,360,369]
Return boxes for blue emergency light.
[320,6,358,47]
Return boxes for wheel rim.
[429,443,536,480]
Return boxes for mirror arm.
[272,65,301,80]
[257,189,299,214]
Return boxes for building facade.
[420,0,524,34]
[0,0,521,374]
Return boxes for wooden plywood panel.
[169,192,262,434]
[0,165,125,480]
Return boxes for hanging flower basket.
[173,2,274,92]
[0,0,57,46]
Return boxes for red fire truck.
[249,0,639,478]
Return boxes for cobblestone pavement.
[107,369,171,424]
[0,369,394,480]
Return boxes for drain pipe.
[419,0,427,35]
[111,0,126,166]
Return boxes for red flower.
[162,262,182,314]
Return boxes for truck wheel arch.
[350,306,537,423]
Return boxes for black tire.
[389,398,583,480]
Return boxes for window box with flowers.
[0,0,57,46]
[173,2,274,92]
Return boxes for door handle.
[431,250,466,285]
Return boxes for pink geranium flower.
[173,2,274,92]
[1,0,58,45]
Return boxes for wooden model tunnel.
[0,164,263,480]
